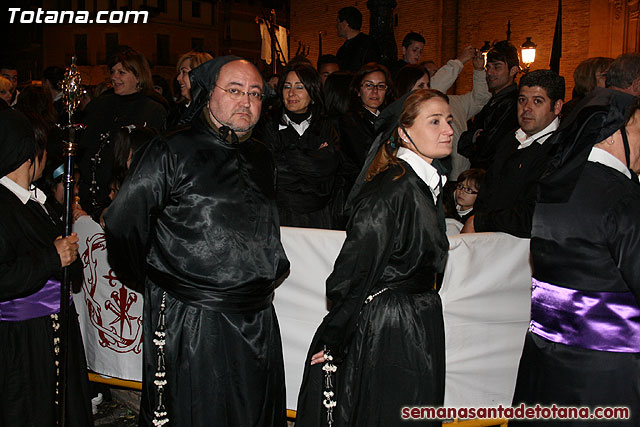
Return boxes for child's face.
[455,179,478,210]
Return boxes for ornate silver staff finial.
[60,56,85,125]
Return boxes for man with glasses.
[461,70,565,238]
[104,57,290,426]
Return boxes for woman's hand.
[54,233,79,267]
[310,350,327,365]
[72,204,88,223]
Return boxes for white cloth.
[588,146,632,179]
[515,117,559,150]
[397,146,446,203]
[259,22,289,65]
[279,113,312,136]
[73,222,533,410]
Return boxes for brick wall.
[290,0,603,99]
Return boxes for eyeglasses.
[361,82,388,91]
[215,85,264,101]
[457,183,478,195]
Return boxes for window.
[105,33,119,62]
[191,37,204,51]
[157,34,170,65]
[75,34,88,65]
[192,1,201,18]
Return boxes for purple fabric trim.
[530,278,640,353]
[0,278,69,322]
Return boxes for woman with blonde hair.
[297,89,452,427]
[167,51,213,127]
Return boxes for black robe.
[295,162,447,427]
[511,161,640,426]
[104,111,290,427]
[0,185,93,427]
[254,113,342,229]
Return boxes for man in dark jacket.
[335,6,380,72]
[458,40,520,170]
[461,69,565,238]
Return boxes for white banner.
[73,218,532,410]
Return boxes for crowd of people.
[1,4,640,426]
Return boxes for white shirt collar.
[279,112,312,136]
[0,176,48,205]
[396,147,447,203]
[515,117,560,150]
[587,147,632,179]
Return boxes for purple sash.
[530,278,640,353]
[0,278,69,322]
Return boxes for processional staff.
[57,56,85,426]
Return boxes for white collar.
[396,147,447,203]
[515,117,560,149]
[588,147,632,179]
[0,176,48,205]
[279,112,312,136]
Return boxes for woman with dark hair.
[297,89,452,426]
[0,109,93,426]
[77,48,167,220]
[323,70,354,122]
[339,62,395,175]
[254,61,342,229]
[395,64,430,96]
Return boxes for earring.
[607,137,615,145]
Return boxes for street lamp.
[521,37,537,72]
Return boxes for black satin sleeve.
[104,136,172,284]
[319,187,398,356]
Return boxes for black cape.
[296,162,447,427]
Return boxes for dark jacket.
[458,83,519,170]
[336,33,381,73]
[254,111,343,229]
[473,131,558,237]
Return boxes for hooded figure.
[511,89,640,427]
[0,109,93,426]
[104,57,290,427]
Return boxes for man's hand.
[54,233,79,267]
[461,216,476,233]
[458,45,476,64]
[472,49,485,70]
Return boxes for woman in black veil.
[296,89,452,427]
